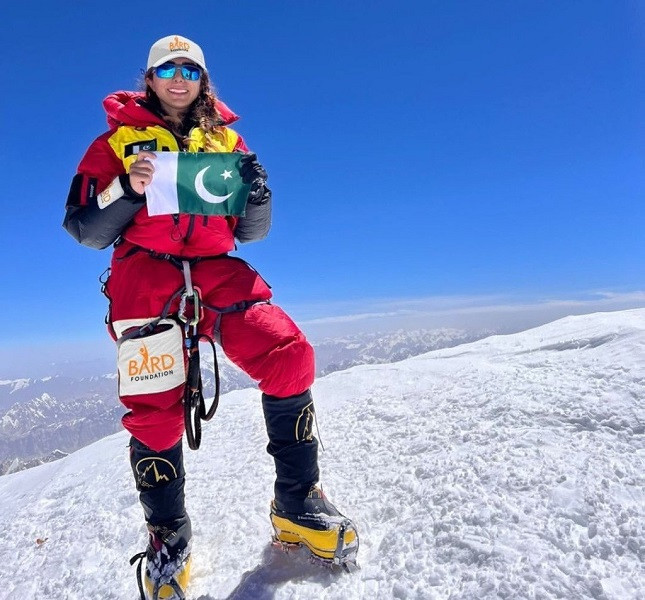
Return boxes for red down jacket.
[63,91,315,451]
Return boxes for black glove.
[239,153,271,205]
[239,153,268,183]
[118,174,146,201]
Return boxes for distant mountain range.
[0,327,492,475]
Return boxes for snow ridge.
[0,328,491,475]
[0,309,642,599]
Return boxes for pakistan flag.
[145,152,251,217]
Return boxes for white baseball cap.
[147,35,207,71]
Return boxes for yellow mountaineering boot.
[131,527,192,600]
[143,553,191,600]
[263,391,359,569]
[270,485,359,568]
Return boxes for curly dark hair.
[142,68,224,150]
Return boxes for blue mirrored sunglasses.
[154,62,202,81]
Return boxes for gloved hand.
[239,153,271,205]
[239,153,268,183]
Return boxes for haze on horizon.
[1,291,643,379]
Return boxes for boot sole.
[270,514,359,564]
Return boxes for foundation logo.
[128,343,175,381]
[116,319,184,396]
[98,188,113,206]
[169,36,190,52]
[135,457,178,489]
[295,402,315,442]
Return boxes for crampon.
[270,488,359,572]
[271,523,360,573]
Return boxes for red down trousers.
[105,241,315,451]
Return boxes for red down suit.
[64,91,315,451]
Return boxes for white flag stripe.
[145,153,180,216]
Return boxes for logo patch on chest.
[124,139,158,157]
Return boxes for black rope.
[184,333,220,450]
[199,333,220,421]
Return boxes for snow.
[0,308,643,599]
[3,378,31,393]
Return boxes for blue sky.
[2,1,643,348]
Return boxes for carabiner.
[178,288,202,327]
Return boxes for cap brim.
[150,51,207,71]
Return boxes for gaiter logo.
[295,402,315,442]
[135,457,178,489]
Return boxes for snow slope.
[0,309,643,599]
[0,327,491,475]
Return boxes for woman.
[64,34,358,600]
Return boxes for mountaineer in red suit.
[64,34,358,600]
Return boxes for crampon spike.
[271,528,360,572]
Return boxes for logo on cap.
[169,36,190,52]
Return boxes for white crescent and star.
[194,167,234,204]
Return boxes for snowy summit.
[0,309,643,599]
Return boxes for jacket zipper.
[185,215,195,241]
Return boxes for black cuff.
[119,174,146,201]
[247,183,271,206]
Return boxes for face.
[147,58,202,118]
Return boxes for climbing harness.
[108,248,270,450]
